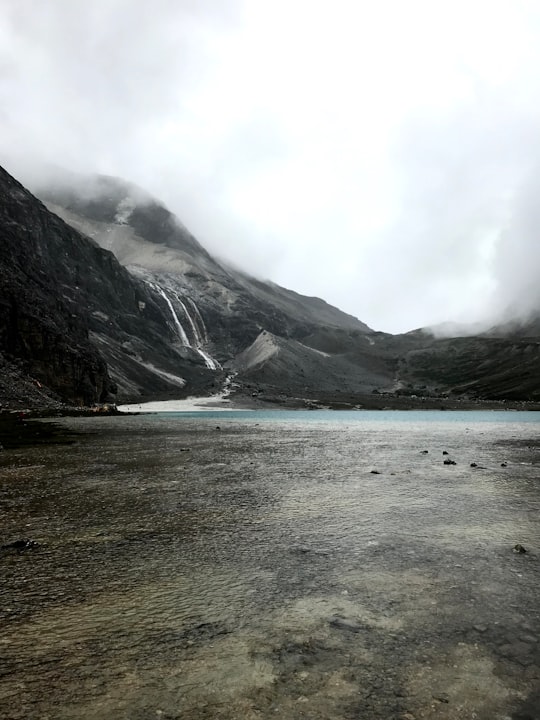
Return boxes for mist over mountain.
[4,2,540,335]
[1,162,539,409]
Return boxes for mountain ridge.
[1,163,539,409]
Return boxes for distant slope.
[231,330,395,400]
[400,336,540,400]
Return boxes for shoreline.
[2,393,540,419]
[2,398,539,452]
[1,378,540,426]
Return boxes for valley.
[1,164,539,410]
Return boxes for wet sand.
[0,413,539,719]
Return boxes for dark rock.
[470,462,477,467]
[420,450,429,454]
[1,538,40,551]
[443,459,456,465]
[513,544,527,554]
[501,462,508,467]
[442,450,449,455]
[370,470,381,474]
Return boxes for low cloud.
[2,0,540,333]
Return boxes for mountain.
[0,165,233,407]
[30,168,392,404]
[1,163,539,410]
[0,165,378,407]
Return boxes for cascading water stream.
[196,348,220,371]
[185,297,209,343]
[175,297,202,346]
[175,295,221,370]
[150,281,220,371]
[151,284,190,346]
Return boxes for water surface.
[1,412,539,718]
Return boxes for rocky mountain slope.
[1,163,539,409]
[30,168,392,402]
[0,166,228,406]
[0,165,376,407]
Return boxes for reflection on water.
[0,413,539,719]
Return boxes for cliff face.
[0,166,223,406]
[0,167,114,404]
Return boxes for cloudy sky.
[1,0,540,333]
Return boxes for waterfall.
[176,296,203,346]
[195,348,220,371]
[185,297,209,343]
[151,284,190,346]
[175,294,221,370]
[150,281,220,371]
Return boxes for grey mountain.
[1,164,539,409]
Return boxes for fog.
[2,0,540,333]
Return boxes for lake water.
[1,411,539,719]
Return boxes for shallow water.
[0,412,539,719]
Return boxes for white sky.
[2,0,540,332]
